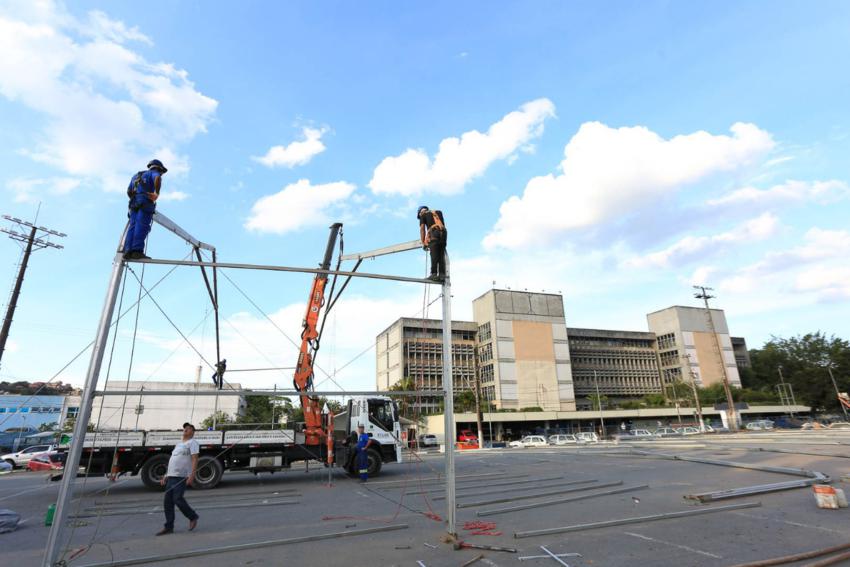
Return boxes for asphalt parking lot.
[3,433,850,567]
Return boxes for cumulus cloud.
[625,213,780,269]
[484,122,775,250]
[7,176,81,203]
[0,1,217,190]
[368,98,556,196]
[707,179,849,207]
[253,126,329,168]
[245,179,356,234]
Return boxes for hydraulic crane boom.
[294,223,343,446]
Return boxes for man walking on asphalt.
[157,422,199,535]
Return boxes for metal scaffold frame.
[43,213,457,567]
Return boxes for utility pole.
[693,285,738,431]
[0,214,65,369]
[472,363,485,449]
[593,371,606,438]
[682,354,705,431]
[826,365,849,421]
[776,367,796,418]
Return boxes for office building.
[731,337,751,370]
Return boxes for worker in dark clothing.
[354,424,374,483]
[417,206,447,282]
[211,359,227,388]
[123,159,167,260]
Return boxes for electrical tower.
[693,285,739,431]
[0,214,66,369]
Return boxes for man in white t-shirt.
[156,422,200,535]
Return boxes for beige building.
[647,306,742,389]
[473,290,575,411]
[375,318,477,414]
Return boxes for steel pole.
[593,371,606,438]
[0,225,37,367]
[43,252,126,567]
[827,366,848,421]
[441,254,456,536]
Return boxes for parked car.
[616,429,654,441]
[0,460,11,474]
[548,434,578,445]
[653,427,681,437]
[674,426,701,436]
[509,435,548,448]
[26,451,66,472]
[576,432,599,443]
[745,420,775,431]
[1,444,55,469]
[458,430,478,444]
[418,434,438,447]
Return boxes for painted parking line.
[623,531,723,559]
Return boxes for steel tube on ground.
[514,501,762,538]
[76,524,409,567]
[729,541,850,567]
[72,498,300,518]
[458,480,621,509]
[432,478,594,500]
[803,550,850,567]
[478,484,649,517]
[400,474,539,495]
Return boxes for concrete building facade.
[567,328,663,408]
[731,337,752,370]
[647,306,742,389]
[472,290,575,411]
[375,318,478,414]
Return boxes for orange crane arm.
[293,223,342,446]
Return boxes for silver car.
[548,434,578,445]
[1,444,54,468]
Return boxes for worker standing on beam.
[354,424,374,483]
[157,422,199,536]
[123,159,167,260]
[417,206,447,282]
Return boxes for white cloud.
[368,98,556,196]
[484,122,775,250]
[625,213,780,269]
[158,190,189,202]
[7,176,81,203]
[245,179,356,234]
[707,179,849,207]
[253,126,328,168]
[0,1,216,190]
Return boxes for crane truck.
[67,223,404,489]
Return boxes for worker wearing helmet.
[417,206,447,282]
[355,424,374,482]
[123,159,167,260]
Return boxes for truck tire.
[366,448,382,477]
[193,456,223,490]
[140,454,170,490]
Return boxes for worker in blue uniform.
[354,424,374,483]
[417,206,447,282]
[123,159,167,260]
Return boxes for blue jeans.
[163,476,197,530]
[124,204,155,253]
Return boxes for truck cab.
[334,396,403,475]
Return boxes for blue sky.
[0,1,848,395]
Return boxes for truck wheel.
[140,454,170,490]
[367,448,382,477]
[193,456,223,490]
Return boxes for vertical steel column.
[43,251,126,567]
[441,253,456,536]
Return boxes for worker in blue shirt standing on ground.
[123,159,167,260]
[355,424,374,483]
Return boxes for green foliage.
[586,393,609,410]
[200,411,233,430]
[38,421,58,432]
[519,406,544,412]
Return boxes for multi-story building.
[472,290,575,411]
[567,328,663,408]
[375,318,477,414]
[647,306,742,389]
[731,337,751,370]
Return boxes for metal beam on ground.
[130,257,436,285]
[339,239,422,261]
[457,480,621,509]
[431,478,592,500]
[513,501,762,538]
[477,484,649,517]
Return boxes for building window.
[478,322,491,342]
[67,407,80,417]
[479,343,493,363]
[657,333,676,350]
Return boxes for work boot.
[155,528,173,536]
[189,518,198,531]
[427,274,441,282]
[137,253,151,260]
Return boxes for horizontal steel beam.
[127,257,435,284]
[94,389,445,397]
[458,480,619,509]
[477,484,649,517]
[340,239,422,261]
[153,211,214,252]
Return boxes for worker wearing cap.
[417,206,447,282]
[123,159,167,260]
[355,424,374,483]
[157,422,199,535]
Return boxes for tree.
[62,417,95,432]
[586,393,608,411]
[38,421,58,432]
[748,332,850,411]
[388,377,415,417]
[237,396,276,426]
[201,411,233,430]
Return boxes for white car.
[576,432,599,443]
[674,426,701,436]
[617,429,654,440]
[745,420,774,431]
[1,444,55,468]
[548,434,578,445]
[417,434,438,447]
[653,427,681,437]
[509,435,548,448]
